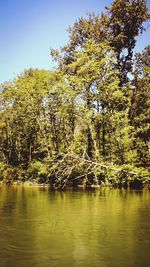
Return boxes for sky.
[0,0,150,83]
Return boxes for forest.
[0,0,150,189]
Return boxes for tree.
[106,0,150,84]
[52,0,149,85]
[129,46,150,166]
[0,69,50,165]
[52,38,131,162]
[0,68,77,166]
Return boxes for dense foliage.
[0,0,149,188]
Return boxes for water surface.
[0,186,150,267]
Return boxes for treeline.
[0,0,150,188]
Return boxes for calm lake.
[0,186,149,267]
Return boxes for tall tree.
[129,46,150,166]
[107,0,150,83]
[52,0,149,85]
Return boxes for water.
[0,186,149,267]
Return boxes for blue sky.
[0,0,150,83]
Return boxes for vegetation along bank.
[0,0,150,189]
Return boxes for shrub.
[27,161,48,183]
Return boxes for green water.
[0,186,149,267]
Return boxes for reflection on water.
[0,186,150,267]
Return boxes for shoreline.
[0,180,149,190]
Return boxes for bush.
[27,161,48,183]
[1,166,14,184]
[0,162,7,181]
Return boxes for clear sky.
[0,0,150,83]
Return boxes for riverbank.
[0,156,149,190]
[0,179,150,190]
